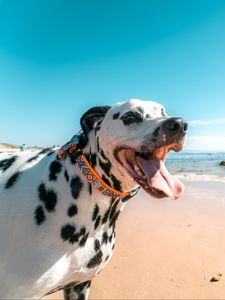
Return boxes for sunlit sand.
[44,181,225,299]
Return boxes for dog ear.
[79,106,111,148]
[80,106,111,133]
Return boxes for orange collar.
[77,154,134,199]
[58,132,139,201]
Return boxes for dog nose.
[163,117,188,135]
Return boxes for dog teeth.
[134,164,144,177]
[136,168,146,179]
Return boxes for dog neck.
[58,129,140,197]
[82,130,139,195]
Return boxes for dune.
[0,143,20,152]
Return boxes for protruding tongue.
[136,156,184,200]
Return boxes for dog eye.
[122,113,136,120]
[121,112,143,125]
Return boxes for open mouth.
[115,144,184,200]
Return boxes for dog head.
[80,99,188,200]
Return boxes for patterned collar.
[57,131,139,202]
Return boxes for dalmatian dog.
[0,99,187,299]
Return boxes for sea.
[166,151,225,183]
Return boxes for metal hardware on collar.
[57,130,83,160]
[57,130,140,201]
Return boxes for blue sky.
[1,0,225,150]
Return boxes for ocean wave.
[176,172,225,183]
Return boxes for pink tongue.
[136,156,184,200]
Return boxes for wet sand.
[44,181,225,299]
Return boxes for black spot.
[47,151,55,156]
[39,148,53,155]
[88,183,92,195]
[34,205,46,225]
[87,251,103,268]
[61,225,86,245]
[102,232,108,245]
[38,183,57,212]
[101,154,123,191]
[112,243,115,250]
[102,207,111,224]
[151,137,157,143]
[79,233,89,247]
[5,171,21,189]
[70,154,76,164]
[109,234,113,243]
[92,204,99,221]
[67,204,78,217]
[69,150,82,164]
[96,120,102,127]
[64,288,70,300]
[74,281,91,293]
[98,152,115,182]
[110,174,122,191]
[122,194,132,202]
[77,294,85,300]
[90,153,97,168]
[102,175,111,186]
[44,190,57,212]
[61,224,79,244]
[110,211,120,227]
[113,112,120,119]
[153,127,160,137]
[94,239,101,252]
[64,170,69,182]
[70,176,83,199]
[49,160,62,181]
[136,106,144,114]
[99,158,111,178]
[121,111,143,125]
[80,226,86,236]
[95,120,102,132]
[63,281,79,297]
[38,183,47,201]
[26,155,39,163]
[0,156,17,172]
[146,114,150,118]
[100,149,108,161]
[96,137,100,153]
[85,153,90,162]
[105,255,110,262]
[94,215,101,229]
[109,200,119,220]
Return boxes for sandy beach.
[43,180,225,299]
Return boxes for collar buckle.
[58,130,83,160]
